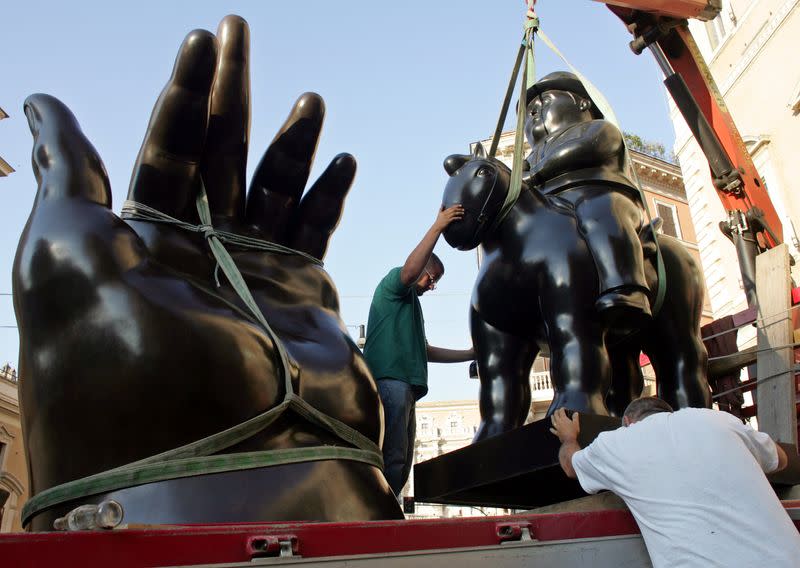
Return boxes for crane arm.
[598,2,783,249]
[593,0,721,21]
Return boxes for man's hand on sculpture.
[550,408,581,444]
[14,15,386,518]
[433,204,465,233]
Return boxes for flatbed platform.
[1,503,798,567]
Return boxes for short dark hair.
[623,397,673,423]
[428,253,444,275]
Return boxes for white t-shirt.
[572,408,800,568]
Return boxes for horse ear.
[473,142,487,159]
[443,154,470,176]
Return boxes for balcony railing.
[0,365,18,383]
[530,371,552,392]
[531,371,656,394]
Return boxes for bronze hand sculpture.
[14,15,402,530]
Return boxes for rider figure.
[523,71,651,328]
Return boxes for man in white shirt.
[550,397,800,567]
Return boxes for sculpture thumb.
[24,93,112,207]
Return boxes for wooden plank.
[522,493,627,515]
[768,442,800,486]
[756,244,797,446]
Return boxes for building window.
[654,200,683,239]
[447,413,462,434]
[531,357,550,373]
[791,83,800,115]
[704,10,728,52]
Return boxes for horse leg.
[471,307,538,442]
[643,237,711,409]
[644,327,711,409]
[544,312,612,417]
[605,338,645,416]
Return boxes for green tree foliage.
[623,132,677,164]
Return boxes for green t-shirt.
[363,267,428,397]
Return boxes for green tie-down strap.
[22,183,383,527]
[21,446,382,527]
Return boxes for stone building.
[0,363,27,532]
[407,399,516,518]
[0,108,14,177]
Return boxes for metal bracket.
[720,209,749,237]
[713,168,745,196]
[496,522,535,544]
[246,535,299,559]
[627,17,684,55]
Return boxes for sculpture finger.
[24,93,111,206]
[128,29,218,220]
[246,92,325,242]
[289,153,356,260]
[201,15,250,226]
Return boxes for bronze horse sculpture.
[14,16,402,530]
[441,144,711,442]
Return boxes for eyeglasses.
[425,270,440,289]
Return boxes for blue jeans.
[377,378,417,495]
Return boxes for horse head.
[441,143,512,250]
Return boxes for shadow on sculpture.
[13,15,402,531]
[441,72,711,442]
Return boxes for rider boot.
[595,286,652,332]
[572,190,652,332]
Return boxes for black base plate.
[414,414,622,510]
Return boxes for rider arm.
[426,344,475,363]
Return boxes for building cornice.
[0,425,14,440]
[1,107,15,177]
[417,400,478,411]
[629,149,681,174]
[643,183,689,204]
[0,156,13,177]
[0,472,25,496]
[0,401,20,418]
[0,373,18,387]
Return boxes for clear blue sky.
[0,0,676,401]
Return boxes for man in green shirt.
[364,205,475,495]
